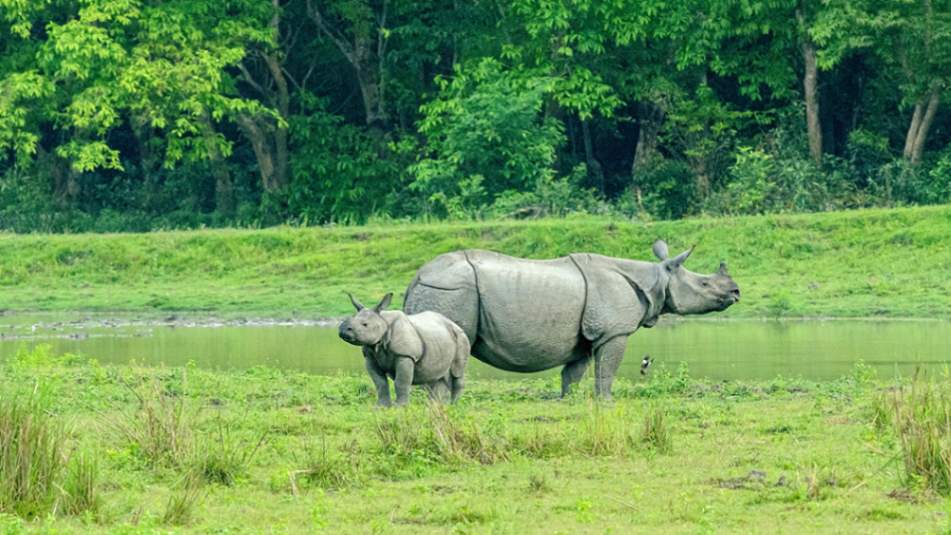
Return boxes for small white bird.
[640,354,654,375]
[31,324,38,334]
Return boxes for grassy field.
[1,347,949,534]
[1,205,950,319]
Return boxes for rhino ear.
[348,292,365,311]
[652,240,669,261]
[718,261,729,275]
[374,292,393,313]
[668,246,694,269]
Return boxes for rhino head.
[339,292,393,346]
[652,240,740,314]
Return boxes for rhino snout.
[338,320,358,344]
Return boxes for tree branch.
[306,0,357,64]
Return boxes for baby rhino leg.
[426,379,451,403]
[450,374,465,403]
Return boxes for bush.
[410,58,564,218]
[489,164,609,219]
[709,147,861,215]
[632,159,698,219]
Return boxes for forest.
[1,0,950,232]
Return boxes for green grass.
[2,205,951,318]
[0,347,949,533]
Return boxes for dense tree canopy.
[0,0,949,231]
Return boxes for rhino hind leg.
[560,355,591,398]
[425,380,451,403]
[593,336,628,400]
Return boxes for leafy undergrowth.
[0,347,948,533]
[2,205,951,318]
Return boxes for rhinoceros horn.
[718,261,729,275]
[347,292,366,311]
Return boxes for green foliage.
[285,97,404,224]
[410,59,564,218]
[1,0,951,230]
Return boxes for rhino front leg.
[560,355,591,398]
[394,357,416,406]
[593,336,628,400]
[364,356,392,407]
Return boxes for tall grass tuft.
[426,403,509,465]
[886,379,951,495]
[640,403,672,453]
[289,438,362,494]
[0,396,64,518]
[162,471,204,526]
[193,419,267,486]
[374,404,508,466]
[59,451,100,516]
[579,403,636,456]
[112,378,197,467]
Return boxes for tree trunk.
[632,102,664,177]
[905,88,940,165]
[199,115,235,215]
[581,119,604,194]
[797,6,822,167]
[308,0,389,128]
[801,36,822,166]
[237,116,276,191]
[263,51,290,189]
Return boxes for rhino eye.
[362,322,368,327]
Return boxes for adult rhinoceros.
[402,240,740,399]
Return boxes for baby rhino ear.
[652,240,669,261]
[374,292,393,312]
[347,292,365,311]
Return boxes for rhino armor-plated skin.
[339,293,470,406]
[403,241,739,398]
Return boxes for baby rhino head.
[339,292,393,346]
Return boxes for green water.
[0,315,948,380]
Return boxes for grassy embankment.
[1,348,949,534]
[1,205,950,319]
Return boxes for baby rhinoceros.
[338,292,470,406]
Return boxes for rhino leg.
[425,379,451,403]
[450,375,465,403]
[394,357,415,406]
[593,336,628,400]
[560,355,591,398]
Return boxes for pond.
[0,314,948,381]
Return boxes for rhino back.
[404,251,479,340]
[466,250,587,372]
